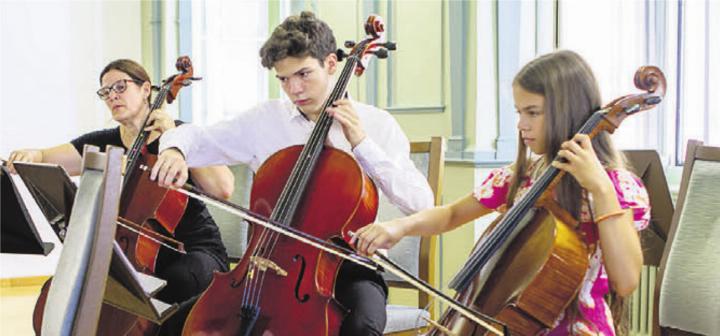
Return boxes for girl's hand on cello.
[551,133,614,195]
[351,220,406,256]
[151,148,188,189]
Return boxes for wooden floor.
[0,277,47,335]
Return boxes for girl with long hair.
[353,50,649,335]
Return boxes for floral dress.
[472,162,650,335]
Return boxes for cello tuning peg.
[344,40,356,48]
[383,42,397,51]
[336,49,348,62]
[373,49,388,59]
[645,96,662,105]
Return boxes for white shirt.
[160,99,433,215]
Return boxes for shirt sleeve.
[607,169,651,230]
[352,111,434,215]
[159,109,256,168]
[473,166,514,211]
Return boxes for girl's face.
[99,69,150,125]
[513,84,546,155]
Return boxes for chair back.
[623,150,674,266]
[653,140,720,335]
[381,137,444,335]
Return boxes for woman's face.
[513,84,546,155]
[99,69,150,125]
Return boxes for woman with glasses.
[7,59,234,335]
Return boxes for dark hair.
[510,50,630,334]
[99,59,151,104]
[259,11,336,69]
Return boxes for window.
[673,0,719,164]
[560,1,655,152]
[188,1,269,125]
[559,0,720,165]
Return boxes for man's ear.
[325,53,338,75]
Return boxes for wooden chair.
[382,136,445,335]
[652,140,720,335]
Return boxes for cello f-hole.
[293,254,309,303]
[119,236,130,253]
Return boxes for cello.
[32,57,200,335]
[427,66,667,335]
[116,55,200,274]
[181,15,396,336]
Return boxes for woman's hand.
[6,149,43,174]
[351,220,406,256]
[551,133,613,194]
[144,109,176,134]
[151,148,188,189]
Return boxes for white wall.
[0,0,142,156]
[0,0,143,278]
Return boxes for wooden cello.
[426,66,666,335]
[32,57,200,335]
[116,55,200,274]
[181,15,395,336]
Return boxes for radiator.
[629,265,657,336]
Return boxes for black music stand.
[0,164,56,255]
[623,150,674,266]
[12,161,77,242]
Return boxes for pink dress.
[472,162,650,335]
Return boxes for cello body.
[33,280,157,336]
[430,208,588,335]
[118,152,188,273]
[182,146,378,335]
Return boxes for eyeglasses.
[96,79,142,100]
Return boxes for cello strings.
[244,51,361,306]
[175,186,506,335]
[450,112,604,289]
[115,220,185,254]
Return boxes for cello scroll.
[596,65,666,134]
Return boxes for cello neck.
[122,56,198,186]
[270,51,365,225]
[123,85,170,186]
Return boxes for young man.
[153,11,433,335]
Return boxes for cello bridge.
[250,256,288,277]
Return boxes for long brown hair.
[507,50,630,333]
[508,50,625,218]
